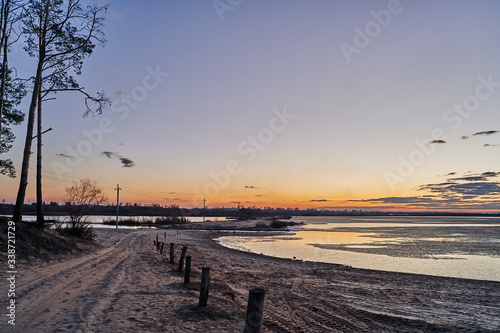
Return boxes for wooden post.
[169,243,175,264]
[199,267,210,307]
[156,234,158,243]
[184,256,191,284]
[164,231,166,238]
[160,242,164,254]
[178,246,188,272]
[244,288,266,333]
[156,240,160,252]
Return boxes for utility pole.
[115,184,121,228]
[203,197,206,222]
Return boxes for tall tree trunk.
[0,0,10,142]
[36,88,43,227]
[0,42,7,141]
[12,1,48,222]
[12,60,42,222]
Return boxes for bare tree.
[12,0,109,223]
[63,178,107,239]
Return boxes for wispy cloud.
[100,151,135,168]
[418,181,500,197]
[472,130,499,137]
[309,199,331,202]
[344,171,500,211]
[55,153,73,158]
[418,171,500,198]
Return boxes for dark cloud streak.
[56,153,73,158]
[472,130,499,137]
[101,151,135,168]
[119,157,135,168]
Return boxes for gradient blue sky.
[2,0,500,210]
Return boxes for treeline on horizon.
[0,203,498,218]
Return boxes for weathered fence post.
[156,240,160,252]
[184,256,191,284]
[156,234,158,243]
[243,288,266,333]
[164,231,166,238]
[160,242,164,254]
[169,243,175,264]
[178,246,188,272]
[199,267,210,307]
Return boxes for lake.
[18,215,229,224]
[216,216,500,282]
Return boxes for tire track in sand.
[0,231,148,332]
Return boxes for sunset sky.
[2,0,500,211]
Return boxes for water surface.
[217,216,500,282]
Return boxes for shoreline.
[116,228,500,331]
[4,226,499,332]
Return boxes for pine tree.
[13,0,108,224]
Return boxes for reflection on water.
[216,216,500,282]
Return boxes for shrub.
[155,216,189,225]
[63,178,107,239]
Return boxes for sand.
[1,225,499,332]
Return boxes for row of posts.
[154,233,265,333]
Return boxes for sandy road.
[1,229,185,332]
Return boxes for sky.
[2,0,500,211]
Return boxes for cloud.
[430,140,446,144]
[309,199,331,202]
[472,130,499,137]
[349,196,433,204]
[345,171,500,211]
[101,151,116,159]
[56,153,73,158]
[101,151,135,168]
[119,157,135,168]
[481,172,499,178]
[448,176,487,182]
[484,144,500,147]
[446,171,499,183]
[419,181,500,197]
